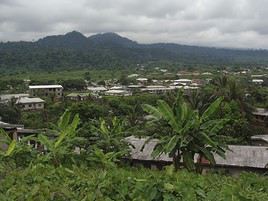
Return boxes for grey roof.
[29,85,63,89]
[87,86,107,91]
[0,94,29,101]
[125,136,268,169]
[0,121,24,129]
[253,108,268,117]
[17,128,39,134]
[16,97,45,104]
[66,93,90,97]
[251,135,268,143]
[105,90,131,95]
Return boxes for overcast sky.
[0,0,267,49]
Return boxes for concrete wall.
[21,103,44,111]
[30,88,63,98]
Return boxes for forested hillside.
[1,31,268,71]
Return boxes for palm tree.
[212,75,254,118]
[142,95,228,172]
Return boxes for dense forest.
[1,31,268,71]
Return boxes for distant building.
[29,85,63,99]
[251,135,268,147]
[0,94,29,104]
[252,79,264,85]
[251,75,266,78]
[105,90,132,96]
[159,69,167,73]
[110,86,126,90]
[87,86,107,94]
[136,78,148,84]
[16,97,45,111]
[174,79,192,85]
[141,86,174,94]
[0,121,42,151]
[202,72,213,75]
[66,93,90,101]
[253,108,268,122]
[127,74,139,78]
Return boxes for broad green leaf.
[5,140,16,156]
[201,97,223,122]
[142,104,163,120]
[165,135,179,153]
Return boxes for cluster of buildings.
[0,85,63,111]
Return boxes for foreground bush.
[0,165,267,201]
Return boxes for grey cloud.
[0,0,268,48]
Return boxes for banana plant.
[36,109,83,166]
[142,95,229,172]
[0,129,37,169]
[90,117,130,156]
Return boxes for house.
[105,90,132,96]
[0,121,24,150]
[141,86,174,94]
[128,74,139,78]
[125,136,268,175]
[87,86,107,94]
[253,108,268,122]
[16,97,45,111]
[127,85,144,93]
[136,78,148,84]
[0,121,42,151]
[201,72,213,76]
[110,86,126,90]
[160,69,168,73]
[251,75,266,78]
[251,135,268,146]
[0,94,29,104]
[252,79,264,85]
[29,85,63,99]
[174,79,192,85]
[66,93,90,101]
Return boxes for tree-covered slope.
[1,31,268,70]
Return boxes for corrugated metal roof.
[125,136,268,169]
[16,97,45,104]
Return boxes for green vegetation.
[143,96,228,171]
[1,32,268,72]
[1,110,268,200]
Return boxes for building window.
[28,104,32,107]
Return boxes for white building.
[174,79,192,85]
[136,78,148,83]
[105,90,132,96]
[141,86,174,94]
[16,97,45,111]
[127,74,139,78]
[29,85,63,98]
[252,79,264,85]
[87,86,107,94]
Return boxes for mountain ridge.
[1,31,268,70]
